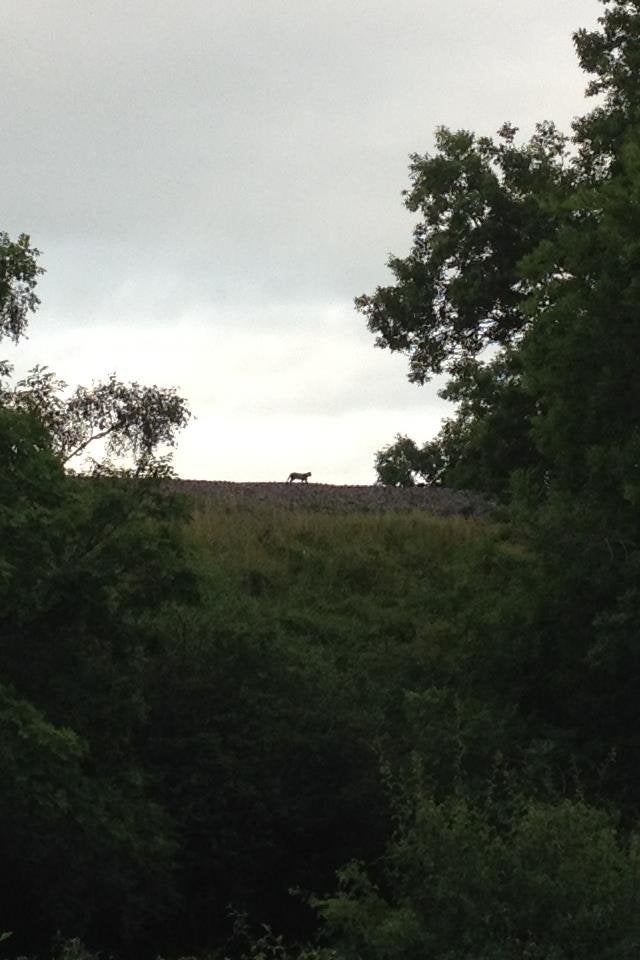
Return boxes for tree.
[312,794,640,960]
[359,0,640,840]
[1,365,190,474]
[0,232,43,343]
[0,234,190,474]
[362,0,640,497]
[374,433,446,487]
[361,121,571,491]
[357,120,571,387]
[0,398,198,954]
[0,235,198,953]
[374,351,541,494]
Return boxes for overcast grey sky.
[3,0,601,482]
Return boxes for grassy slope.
[188,501,490,654]
[150,499,538,948]
[185,500,530,739]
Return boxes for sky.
[3,0,602,483]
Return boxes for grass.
[174,498,539,852]
[188,500,488,576]
[182,499,515,701]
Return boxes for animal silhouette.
[286,471,311,483]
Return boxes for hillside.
[172,479,491,515]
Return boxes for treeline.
[2,1,640,957]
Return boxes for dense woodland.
[2,2,640,957]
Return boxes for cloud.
[5,301,447,482]
[2,0,602,480]
[4,0,599,308]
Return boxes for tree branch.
[62,426,114,464]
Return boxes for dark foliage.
[0,232,42,342]
[4,4,640,959]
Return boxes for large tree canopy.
[363,0,640,502]
[357,121,572,385]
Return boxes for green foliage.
[520,124,640,523]
[0,405,64,500]
[53,942,99,960]
[0,677,172,947]
[0,231,43,342]
[0,233,196,953]
[0,407,197,953]
[374,434,446,486]
[365,116,570,491]
[368,0,640,507]
[357,120,570,385]
[4,486,640,959]
[375,353,541,493]
[313,796,640,960]
[1,365,191,472]
[5,5,640,959]
[0,233,189,475]
[150,503,489,949]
